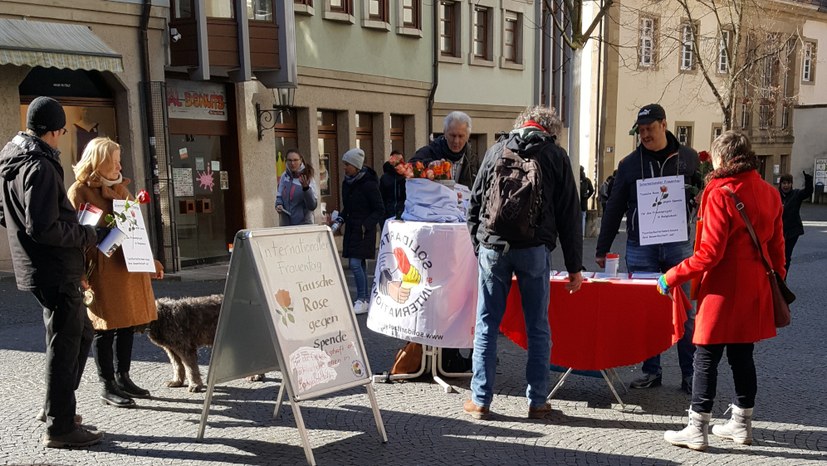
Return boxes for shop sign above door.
[166,79,227,121]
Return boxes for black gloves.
[95,226,111,244]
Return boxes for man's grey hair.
[513,106,562,137]
[443,111,472,132]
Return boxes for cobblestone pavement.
[1,205,826,465]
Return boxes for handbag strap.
[720,186,774,275]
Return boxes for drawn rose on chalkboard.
[274,289,295,326]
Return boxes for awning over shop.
[0,18,123,73]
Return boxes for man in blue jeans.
[596,104,702,394]
[465,106,583,420]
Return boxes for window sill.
[439,55,463,64]
[294,4,314,16]
[469,56,495,68]
[362,19,391,31]
[801,79,815,86]
[396,26,423,38]
[323,11,355,24]
[500,58,524,70]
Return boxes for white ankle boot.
[664,409,710,451]
[712,404,753,445]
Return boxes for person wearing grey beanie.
[331,148,383,315]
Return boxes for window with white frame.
[718,30,731,73]
[472,6,492,61]
[324,0,354,22]
[803,41,816,83]
[759,103,773,129]
[711,124,723,143]
[400,0,421,30]
[362,0,389,29]
[675,124,693,147]
[680,22,694,70]
[503,10,522,65]
[440,1,461,58]
[760,56,774,99]
[639,16,656,68]
[740,103,750,128]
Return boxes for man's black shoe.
[630,373,662,389]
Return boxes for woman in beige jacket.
[68,137,163,408]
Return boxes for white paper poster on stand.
[367,221,477,348]
[198,226,387,466]
[636,175,688,246]
[112,200,156,273]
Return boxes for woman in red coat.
[657,131,785,451]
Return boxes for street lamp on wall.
[256,85,296,140]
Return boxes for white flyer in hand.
[77,203,103,226]
[110,200,156,273]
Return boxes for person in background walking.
[580,165,595,235]
[330,148,384,315]
[68,137,164,409]
[0,96,105,448]
[658,131,784,451]
[598,170,616,212]
[778,171,813,273]
[380,150,407,220]
[276,149,318,226]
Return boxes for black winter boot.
[115,372,151,398]
[101,380,136,408]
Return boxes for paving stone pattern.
[1,205,826,465]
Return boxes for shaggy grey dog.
[148,294,222,393]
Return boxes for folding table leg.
[609,368,628,394]
[546,368,573,401]
[601,370,625,409]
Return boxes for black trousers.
[784,233,800,273]
[32,282,93,435]
[691,343,757,414]
[93,327,135,380]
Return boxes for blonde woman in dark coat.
[68,137,163,408]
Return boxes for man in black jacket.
[779,171,814,272]
[464,106,582,420]
[595,104,701,394]
[0,97,104,448]
[411,111,479,188]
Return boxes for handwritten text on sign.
[256,232,366,397]
[636,175,688,246]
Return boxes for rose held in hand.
[105,189,151,231]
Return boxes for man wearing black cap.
[0,96,106,447]
[595,104,702,394]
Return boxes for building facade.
[0,0,168,272]
[599,0,827,193]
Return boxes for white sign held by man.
[636,175,688,246]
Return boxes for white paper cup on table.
[98,227,127,258]
[605,253,620,277]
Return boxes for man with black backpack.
[464,106,583,421]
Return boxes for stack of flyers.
[77,203,103,226]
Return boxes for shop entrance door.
[169,134,229,266]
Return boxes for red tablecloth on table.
[500,279,690,371]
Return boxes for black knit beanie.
[26,97,66,133]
